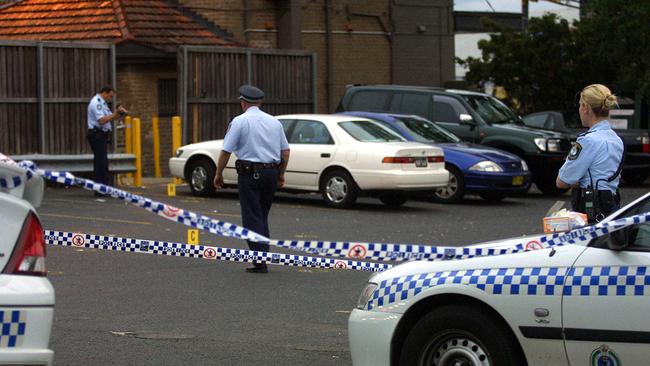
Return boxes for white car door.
[279,119,336,190]
[563,196,650,365]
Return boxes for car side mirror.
[606,229,630,251]
[459,114,474,125]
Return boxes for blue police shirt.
[558,120,623,192]
[87,94,112,131]
[222,106,289,163]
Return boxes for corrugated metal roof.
[0,0,241,52]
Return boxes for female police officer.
[556,84,624,223]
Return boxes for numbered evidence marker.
[167,183,176,197]
[187,229,199,245]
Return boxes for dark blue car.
[341,112,531,202]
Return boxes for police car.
[0,156,54,365]
[349,192,650,366]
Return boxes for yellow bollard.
[167,183,176,197]
[152,116,161,178]
[133,117,143,187]
[125,116,134,183]
[172,116,183,185]
[187,229,199,245]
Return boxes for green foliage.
[458,2,650,114]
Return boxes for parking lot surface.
[41,182,650,365]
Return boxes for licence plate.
[512,176,524,186]
[415,158,428,167]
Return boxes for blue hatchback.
[341,112,531,202]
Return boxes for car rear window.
[338,120,405,142]
[348,91,390,112]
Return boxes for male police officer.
[87,86,127,192]
[213,85,290,273]
[556,84,623,223]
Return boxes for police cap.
[238,85,265,103]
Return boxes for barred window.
[158,79,177,117]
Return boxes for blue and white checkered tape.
[366,266,650,310]
[0,310,26,348]
[12,160,650,262]
[44,231,391,272]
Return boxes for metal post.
[311,52,318,113]
[181,47,188,145]
[246,50,252,85]
[172,116,183,184]
[110,45,117,151]
[37,43,46,153]
[133,117,142,187]
[124,116,133,181]
[152,116,161,178]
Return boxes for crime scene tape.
[44,231,391,272]
[7,160,650,262]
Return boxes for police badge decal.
[568,142,582,160]
[590,344,621,366]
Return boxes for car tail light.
[642,136,650,154]
[427,156,444,163]
[4,212,46,276]
[382,157,416,164]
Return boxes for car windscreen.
[338,120,406,142]
[460,94,520,124]
[392,116,460,143]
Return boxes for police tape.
[44,230,391,272]
[10,161,650,262]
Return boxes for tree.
[577,0,650,100]
[458,14,584,114]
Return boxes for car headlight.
[356,282,378,310]
[534,138,547,151]
[469,160,503,172]
[175,149,184,157]
[534,138,561,152]
[547,139,561,152]
[520,159,529,172]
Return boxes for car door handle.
[321,153,330,158]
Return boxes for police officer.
[213,85,290,273]
[556,84,624,223]
[87,86,127,193]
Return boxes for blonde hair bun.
[581,84,617,116]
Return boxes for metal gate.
[178,46,316,144]
[0,40,115,155]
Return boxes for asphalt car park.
[37,181,649,365]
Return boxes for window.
[389,93,431,118]
[460,94,518,124]
[338,120,405,142]
[289,120,333,144]
[279,119,295,138]
[433,95,466,124]
[593,197,650,250]
[348,91,390,112]
[523,114,551,129]
[158,79,177,117]
[393,116,459,143]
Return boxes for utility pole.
[522,0,529,30]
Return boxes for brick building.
[0,0,455,176]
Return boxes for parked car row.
[523,110,650,185]
[170,111,532,208]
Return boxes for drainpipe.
[244,0,250,44]
[326,0,334,112]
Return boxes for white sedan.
[169,114,449,208]
[349,192,650,366]
[0,157,54,365]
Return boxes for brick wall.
[116,63,176,177]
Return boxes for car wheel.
[535,176,569,196]
[621,170,649,186]
[433,165,465,203]
[399,305,524,366]
[479,192,506,203]
[188,159,216,196]
[379,193,408,207]
[321,170,358,208]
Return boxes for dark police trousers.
[86,128,110,185]
[237,167,279,254]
